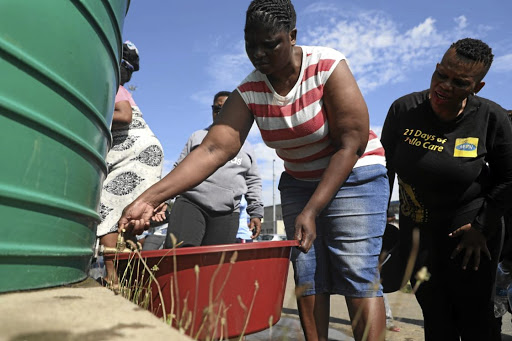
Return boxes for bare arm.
[295,60,369,252]
[111,100,132,129]
[118,91,254,234]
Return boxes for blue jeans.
[279,164,389,297]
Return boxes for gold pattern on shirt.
[398,178,428,224]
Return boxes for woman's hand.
[449,223,491,270]
[294,210,317,253]
[249,217,262,239]
[117,200,156,235]
[151,202,168,223]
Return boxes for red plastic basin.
[107,240,298,340]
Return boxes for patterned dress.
[96,86,164,237]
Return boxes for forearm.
[111,116,131,128]
[174,136,194,168]
[246,192,264,218]
[302,148,360,217]
[472,200,503,238]
[476,171,512,236]
[247,200,264,219]
[475,116,512,236]
[244,163,264,218]
[111,101,132,128]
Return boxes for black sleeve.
[473,107,512,237]
[381,102,399,205]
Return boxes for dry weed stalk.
[125,239,167,322]
[268,315,274,341]
[196,251,239,340]
[170,233,181,326]
[114,236,265,341]
[191,264,200,336]
[238,280,260,340]
[401,228,421,289]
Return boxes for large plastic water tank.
[0,0,129,292]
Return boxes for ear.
[290,28,297,46]
[474,81,485,94]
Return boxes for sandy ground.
[3,261,512,341]
[246,263,512,341]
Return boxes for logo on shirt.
[230,157,242,165]
[453,138,478,157]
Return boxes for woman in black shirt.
[381,38,512,341]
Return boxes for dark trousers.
[400,221,503,341]
[164,196,239,248]
[413,256,496,341]
[142,234,166,251]
[500,210,512,262]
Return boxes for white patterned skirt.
[96,115,164,237]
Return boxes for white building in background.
[261,204,285,235]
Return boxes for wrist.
[135,194,158,209]
[301,203,321,218]
[471,220,490,239]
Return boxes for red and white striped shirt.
[237,46,385,180]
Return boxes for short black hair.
[213,91,231,104]
[245,0,296,34]
[450,38,494,76]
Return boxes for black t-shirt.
[381,90,512,234]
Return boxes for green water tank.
[0,0,130,292]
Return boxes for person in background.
[236,195,260,243]
[381,38,512,340]
[163,91,263,248]
[381,212,400,332]
[117,1,388,340]
[498,112,512,264]
[140,202,169,251]
[95,40,164,281]
[491,109,512,340]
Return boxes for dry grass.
[109,235,262,341]
[107,228,428,341]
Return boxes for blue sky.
[122,0,512,205]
